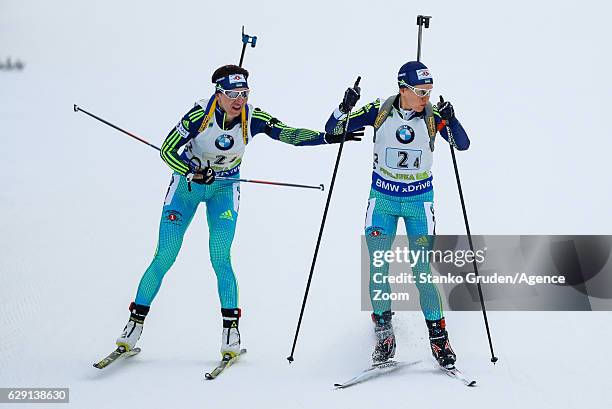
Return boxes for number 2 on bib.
[385,148,422,170]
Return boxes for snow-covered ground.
[2,1,611,408]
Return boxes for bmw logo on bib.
[396,125,415,144]
[215,134,234,151]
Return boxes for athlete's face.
[216,87,249,119]
[399,84,433,112]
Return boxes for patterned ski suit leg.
[135,174,199,306]
[205,181,240,309]
[401,192,444,321]
[365,189,444,320]
[364,194,400,315]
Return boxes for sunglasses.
[404,84,433,97]
[218,88,250,99]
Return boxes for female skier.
[325,61,470,369]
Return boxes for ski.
[334,360,423,389]
[440,365,477,387]
[204,348,247,380]
[93,346,141,369]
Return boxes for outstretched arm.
[250,108,325,146]
[250,108,362,146]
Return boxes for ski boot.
[426,318,456,369]
[116,302,149,351]
[221,308,241,358]
[372,311,396,365]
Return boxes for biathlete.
[112,64,363,359]
[325,61,470,368]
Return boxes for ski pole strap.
[186,172,194,192]
[435,118,459,149]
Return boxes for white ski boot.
[116,302,149,351]
[221,308,241,358]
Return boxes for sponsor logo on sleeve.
[176,122,189,138]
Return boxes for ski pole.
[224,178,323,190]
[416,15,498,363]
[239,26,257,67]
[441,109,498,363]
[74,104,160,151]
[73,104,324,191]
[287,77,361,363]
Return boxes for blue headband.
[397,61,433,88]
[215,73,249,91]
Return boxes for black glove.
[339,86,361,114]
[324,127,365,144]
[190,162,216,185]
[437,96,455,122]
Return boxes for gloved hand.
[189,161,216,185]
[324,127,365,144]
[339,85,361,114]
[437,96,455,122]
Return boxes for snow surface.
[1,0,611,408]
